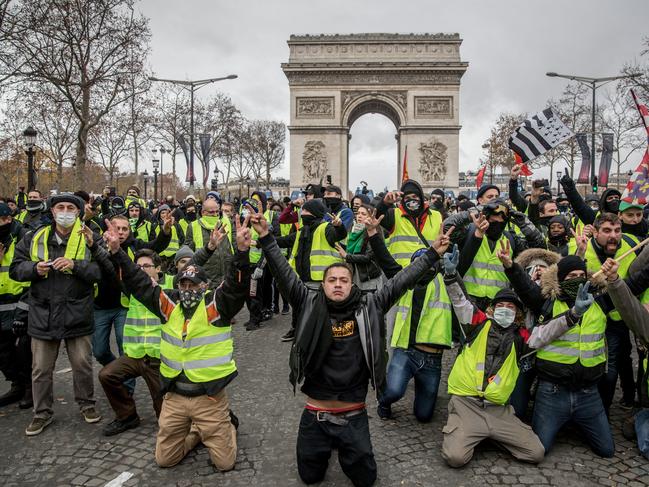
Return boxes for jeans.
[92,307,133,393]
[532,380,614,457]
[510,364,536,419]
[635,409,649,460]
[296,409,376,487]
[379,347,442,422]
[598,320,634,412]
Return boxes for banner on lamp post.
[199,134,211,189]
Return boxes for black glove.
[510,210,528,228]
[12,320,27,337]
[560,173,575,191]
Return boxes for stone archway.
[282,33,468,194]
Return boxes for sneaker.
[377,403,392,420]
[281,329,295,342]
[229,410,239,430]
[245,321,261,331]
[281,305,290,315]
[25,416,53,436]
[103,414,140,436]
[622,414,637,441]
[81,407,102,424]
[261,310,273,322]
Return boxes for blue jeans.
[532,380,614,457]
[598,321,634,412]
[92,307,134,393]
[635,409,649,460]
[379,347,442,422]
[510,365,536,420]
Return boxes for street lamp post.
[23,126,38,191]
[556,170,562,196]
[152,156,160,203]
[159,147,168,199]
[148,74,238,189]
[142,170,149,200]
[546,71,642,191]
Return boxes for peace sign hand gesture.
[471,213,490,239]
[103,218,121,255]
[573,281,594,317]
[496,238,513,268]
[236,212,252,252]
[208,222,226,251]
[571,227,588,258]
[432,224,455,256]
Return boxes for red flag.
[622,90,649,205]
[513,152,533,176]
[401,146,409,184]
[476,165,486,189]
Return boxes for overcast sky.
[139,0,649,192]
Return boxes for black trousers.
[296,409,376,487]
[0,330,31,386]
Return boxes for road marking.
[104,472,134,487]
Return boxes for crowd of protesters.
[2,169,649,486]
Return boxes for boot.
[19,386,33,410]
[0,382,24,407]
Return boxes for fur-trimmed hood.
[539,263,608,300]
[515,248,561,269]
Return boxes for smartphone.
[44,261,54,267]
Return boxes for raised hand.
[510,164,522,180]
[496,238,513,268]
[335,243,347,259]
[162,213,175,235]
[79,223,94,248]
[471,213,490,239]
[383,191,403,205]
[572,227,588,258]
[573,281,594,316]
[432,224,454,256]
[560,168,575,190]
[237,211,253,251]
[328,212,342,227]
[361,209,384,237]
[600,257,620,282]
[208,222,226,251]
[103,226,121,254]
[443,243,459,275]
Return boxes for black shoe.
[0,383,24,407]
[19,387,33,410]
[281,329,295,342]
[245,321,261,331]
[102,414,140,436]
[261,310,273,322]
[229,410,239,430]
[281,305,290,315]
[622,414,637,441]
[377,403,392,420]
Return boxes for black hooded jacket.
[561,174,620,225]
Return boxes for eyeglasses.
[138,264,156,269]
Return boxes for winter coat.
[9,226,104,340]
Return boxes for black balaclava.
[324,185,343,214]
[557,255,587,304]
[401,180,425,217]
[600,189,621,214]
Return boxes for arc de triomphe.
[282,33,468,194]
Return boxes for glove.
[560,173,576,191]
[443,244,459,276]
[572,282,594,317]
[251,267,264,280]
[510,210,528,228]
[12,320,27,337]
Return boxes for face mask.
[606,200,620,213]
[558,205,570,214]
[301,215,317,227]
[201,215,218,228]
[404,198,421,213]
[432,199,444,211]
[559,276,586,301]
[493,307,516,328]
[240,209,250,219]
[179,289,204,309]
[324,197,342,212]
[548,233,567,246]
[0,223,11,240]
[588,203,600,211]
[26,200,43,213]
[485,221,506,240]
[185,211,197,222]
[54,212,77,229]
[128,217,138,228]
[622,219,648,238]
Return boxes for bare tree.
[124,72,154,175]
[2,0,151,186]
[482,112,527,180]
[89,106,131,186]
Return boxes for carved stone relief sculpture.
[296,97,334,118]
[302,140,328,182]
[418,138,447,182]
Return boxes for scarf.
[346,227,366,255]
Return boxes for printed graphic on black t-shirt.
[332,320,355,338]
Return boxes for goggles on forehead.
[483,202,510,217]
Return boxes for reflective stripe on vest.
[387,209,442,267]
[392,274,452,349]
[30,219,90,266]
[289,222,343,281]
[250,210,274,263]
[584,238,635,321]
[536,300,607,367]
[159,225,181,257]
[447,320,520,405]
[158,298,236,382]
[463,234,511,299]
[280,222,294,257]
[123,274,174,359]
[0,237,29,297]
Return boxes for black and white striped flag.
[508,108,574,163]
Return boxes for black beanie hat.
[557,255,587,282]
[477,184,499,200]
[401,180,421,196]
[302,199,326,219]
[491,288,524,312]
[549,215,568,230]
